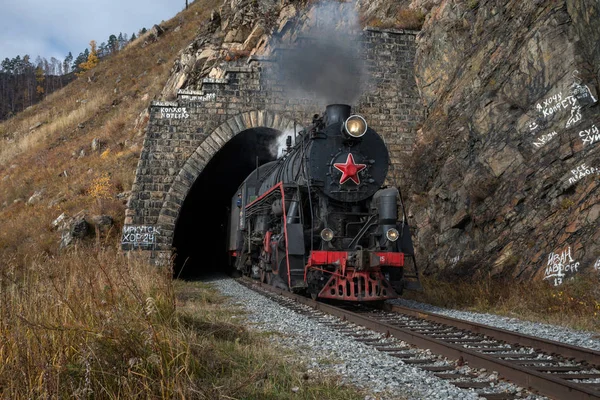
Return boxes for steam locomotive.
[227,104,415,302]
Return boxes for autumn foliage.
[77,41,99,75]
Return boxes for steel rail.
[385,303,600,367]
[239,278,600,400]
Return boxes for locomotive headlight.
[386,228,399,242]
[343,115,367,138]
[321,228,334,242]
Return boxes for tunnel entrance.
[172,127,281,279]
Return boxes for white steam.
[270,128,298,159]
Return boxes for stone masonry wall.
[122,28,422,261]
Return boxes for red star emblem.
[333,153,367,185]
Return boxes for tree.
[72,49,89,72]
[78,40,99,74]
[63,52,73,74]
[35,66,45,97]
[130,32,136,42]
[98,42,107,58]
[117,33,129,50]
[50,57,59,75]
[108,34,119,54]
[1,58,12,73]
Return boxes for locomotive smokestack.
[325,104,351,127]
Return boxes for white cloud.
[0,0,185,61]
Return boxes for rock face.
[406,0,600,283]
[154,0,598,283]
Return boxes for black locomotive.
[227,104,415,301]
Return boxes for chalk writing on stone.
[179,93,216,102]
[160,107,190,119]
[177,89,204,96]
[528,121,540,134]
[565,104,582,128]
[536,92,563,112]
[543,246,579,286]
[151,101,179,107]
[540,95,578,118]
[122,225,161,245]
[579,124,600,146]
[567,163,599,185]
[533,130,558,148]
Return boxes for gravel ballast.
[389,298,600,351]
[211,277,546,400]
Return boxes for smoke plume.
[273,1,367,105]
[270,128,298,158]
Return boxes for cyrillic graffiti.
[122,225,160,245]
[543,246,579,286]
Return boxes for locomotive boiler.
[227,104,415,301]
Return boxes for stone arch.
[156,110,302,248]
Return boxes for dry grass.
[0,0,220,267]
[0,246,364,398]
[362,9,425,30]
[404,273,600,332]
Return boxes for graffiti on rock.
[580,124,600,146]
[565,104,582,129]
[543,246,580,286]
[533,130,558,148]
[567,163,599,185]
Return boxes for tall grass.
[404,273,600,332]
[0,246,363,399]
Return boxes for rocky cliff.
[158,0,599,284]
[408,0,600,283]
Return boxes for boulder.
[92,215,114,233]
[51,213,68,230]
[27,191,44,206]
[57,212,91,249]
[91,138,103,152]
[151,24,164,39]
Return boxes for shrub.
[396,9,426,30]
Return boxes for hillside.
[0,0,224,262]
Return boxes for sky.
[0,0,186,62]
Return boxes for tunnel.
[172,127,281,279]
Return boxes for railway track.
[238,277,600,400]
